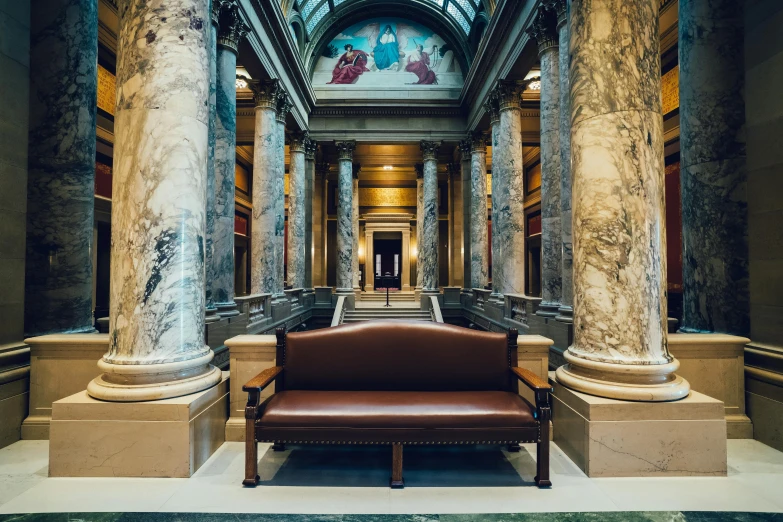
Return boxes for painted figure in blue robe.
[372,25,400,70]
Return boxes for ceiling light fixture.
[383,165,393,170]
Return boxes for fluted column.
[25,0,98,336]
[335,141,356,294]
[485,92,502,298]
[420,141,440,293]
[88,0,221,401]
[304,140,316,290]
[275,93,292,295]
[679,0,748,335]
[415,163,424,293]
[530,7,562,316]
[287,132,307,289]
[211,0,246,317]
[468,133,489,289]
[459,141,472,289]
[204,0,220,323]
[495,81,526,296]
[547,0,574,323]
[352,168,360,293]
[248,80,281,295]
[555,0,689,401]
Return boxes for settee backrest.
[283,321,512,391]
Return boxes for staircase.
[359,292,417,303]
[342,307,433,323]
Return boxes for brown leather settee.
[242,321,553,488]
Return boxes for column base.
[552,374,726,477]
[215,301,240,318]
[87,350,223,402]
[555,305,573,323]
[555,349,690,402]
[50,372,229,477]
[205,306,221,324]
[536,301,560,318]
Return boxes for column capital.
[211,0,225,27]
[496,80,524,112]
[543,0,567,29]
[420,140,441,161]
[459,139,472,159]
[315,162,330,177]
[248,78,281,110]
[216,0,248,54]
[305,138,317,160]
[415,163,424,178]
[276,91,292,124]
[289,131,309,153]
[334,140,356,161]
[483,89,500,126]
[468,131,488,153]
[528,6,559,56]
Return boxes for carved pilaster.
[420,140,440,162]
[335,141,356,162]
[216,0,248,54]
[248,78,281,110]
[528,6,559,56]
[305,139,317,161]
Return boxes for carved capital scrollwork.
[248,78,281,110]
[459,139,472,159]
[289,131,309,153]
[468,131,488,153]
[216,0,248,54]
[420,140,441,162]
[334,140,356,162]
[495,80,524,112]
[483,89,500,126]
[528,6,559,56]
[275,90,292,124]
[543,0,567,29]
[305,138,317,160]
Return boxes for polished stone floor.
[0,440,782,516]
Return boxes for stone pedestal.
[50,373,229,478]
[21,334,107,440]
[224,335,276,441]
[552,375,727,477]
[669,333,753,438]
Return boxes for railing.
[429,295,444,323]
[331,295,347,327]
[235,293,272,330]
[284,288,303,309]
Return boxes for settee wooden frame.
[242,326,553,488]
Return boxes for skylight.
[295,0,480,37]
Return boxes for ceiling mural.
[313,18,464,89]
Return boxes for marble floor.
[1,440,782,516]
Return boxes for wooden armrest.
[511,367,553,392]
[242,366,283,392]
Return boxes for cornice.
[311,107,464,118]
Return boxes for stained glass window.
[306,2,329,32]
[454,0,475,21]
[447,3,470,33]
[300,0,318,20]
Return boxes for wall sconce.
[411,246,418,259]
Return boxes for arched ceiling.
[292,0,486,76]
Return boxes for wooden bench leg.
[535,421,552,488]
[243,419,259,487]
[272,442,286,452]
[390,443,404,489]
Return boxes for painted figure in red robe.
[328,44,370,85]
[405,44,437,85]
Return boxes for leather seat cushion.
[258,390,537,429]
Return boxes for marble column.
[555,0,689,401]
[468,133,489,290]
[304,140,316,290]
[415,163,424,292]
[26,0,98,336]
[275,93,292,295]
[495,81,527,296]
[420,141,440,293]
[313,162,329,286]
[485,92,502,298]
[287,132,307,289]
[352,167,360,293]
[335,141,356,294]
[547,0,574,323]
[211,0,246,316]
[447,162,463,286]
[459,141,473,289]
[679,0,748,335]
[87,0,222,401]
[248,79,281,295]
[530,7,562,316]
[204,0,220,323]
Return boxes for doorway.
[373,232,402,290]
